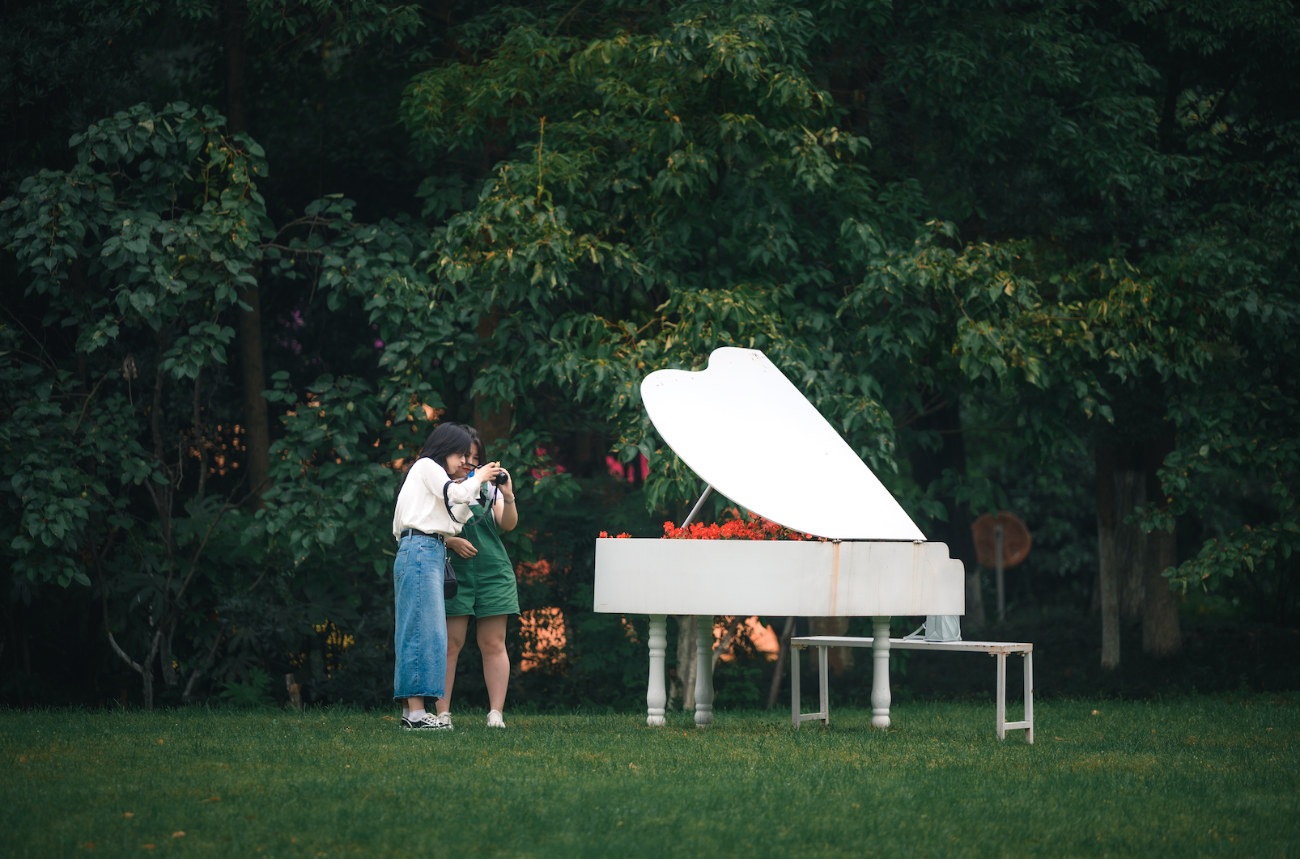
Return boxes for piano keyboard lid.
[641,347,927,541]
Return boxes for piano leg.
[694,615,714,728]
[871,616,891,730]
[647,614,668,727]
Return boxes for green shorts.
[445,503,520,618]
[445,556,520,618]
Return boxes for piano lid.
[641,347,926,541]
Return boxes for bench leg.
[1023,652,1034,744]
[995,652,1006,740]
[818,645,830,727]
[646,614,667,727]
[791,643,801,729]
[870,617,891,730]
[694,615,714,728]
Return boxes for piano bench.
[789,636,1034,743]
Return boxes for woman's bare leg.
[477,614,510,713]
[438,615,471,715]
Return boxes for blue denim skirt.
[392,533,448,701]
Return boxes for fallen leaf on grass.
[123,813,134,818]
[143,845,155,850]
[381,716,396,721]
[204,797,221,802]
[1091,710,1099,715]
[158,739,165,744]
[628,763,637,769]
[18,756,26,762]
[82,843,94,849]
[1055,737,1064,741]
[173,832,185,838]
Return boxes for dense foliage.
[2,0,1297,709]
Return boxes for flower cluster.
[661,510,821,541]
[598,531,632,539]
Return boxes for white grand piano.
[593,347,965,729]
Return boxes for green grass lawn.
[2,697,1296,858]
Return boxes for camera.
[492,469,510,487]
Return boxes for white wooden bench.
[790,635,1034,743]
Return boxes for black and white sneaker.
[402,713,452,731]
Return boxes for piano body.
[592,347,965,728]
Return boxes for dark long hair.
[463,424,485,463]
[398,423,473,493]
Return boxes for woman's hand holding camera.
[474,462,505,486]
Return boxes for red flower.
[655,508,820,541]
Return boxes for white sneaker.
[435,711,453,729]
[486,709,505,728]
[402,713,451,731]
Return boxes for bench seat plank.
[794,635,1031,655]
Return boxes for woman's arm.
[493,471,518,532]
[432,462,500,505]
[447,536,478,559]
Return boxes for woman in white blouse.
[391,423,502,730]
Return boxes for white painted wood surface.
[593,539,964,617]
[640,348,926,540]
[791,636,1034,742]
[594,538,965,726]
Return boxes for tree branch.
[711,615,748,672]
[97,565,143,675]
[894,393,949,430]
[169,476,251,614]
[194,368,209,503]
[182,622,227,703]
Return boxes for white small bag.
[903,615,962,642]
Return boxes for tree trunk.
[807,617,852,674]
[907,394,984,629]
[1096,446,1122,670]
[236,282,269,503]
[675,615,696,711]
[473,308,514,453]
[1142,525,1181,656]
[1099,439,1176,668]
[1115,469,1146,619]
[224,0,270,504]
[765,616,795,709]
[1142,431,1182,656]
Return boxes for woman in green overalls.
[436,427,519,729]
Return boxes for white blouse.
[391,458,485,541]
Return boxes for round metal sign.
[971,511,1032,568]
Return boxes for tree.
[3,0,1298,707]
[1,103,273,706]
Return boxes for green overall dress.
[444,486,520,618]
